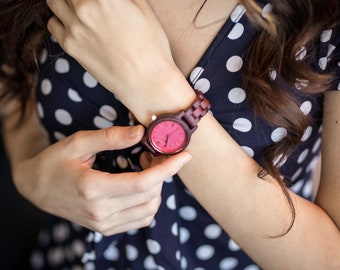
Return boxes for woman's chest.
[147,0,238,77]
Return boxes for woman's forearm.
[178,112,340,269]
[2,97,49,173]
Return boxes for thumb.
[66,125,145,158]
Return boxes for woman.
[0,0,339,269]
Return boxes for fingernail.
[127,125,143,138]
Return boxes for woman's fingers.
[82,150,191,198]
[64,125,145,161]
[86,196,163,236]
[46,0,73,24]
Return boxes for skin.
[2,0,340,269]
[3,82,192,236]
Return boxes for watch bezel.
[144,112,195,155]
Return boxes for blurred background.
[0,133,51,269]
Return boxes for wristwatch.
[141,90,211,155]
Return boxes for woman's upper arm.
[315,91,340,227]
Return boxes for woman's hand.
[14,125,191,236]
[46,0,196,125]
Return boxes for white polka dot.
[230,5,246,23]
[131,146,143,155]
[312,137,322,153]
[300,101,312,115]
[39,48,48,64]
[36,102,44,118]
[219,257,239,270]
[194,78,210,93]
[290,180,304,193]
[171,222,179,236]
[190,67,204,84]
[52,223,70,243]
[179,227,190,244]
[54,131,66,141]
[302,180,313,198]
[179,206,197,221]
[72,239,85,257]
[269,69,277,81]
[30,250,44,269]
[228,87,246,104]
[196,245,215,260]
[68,88,83,102]
[228,239,241,252]
[204,224,222,239]
[84,262,95,270]
[306,156,319,173]
[295,78,309,90]
[320,29,333,43]
[164,176,174,183]
[318,57,328,70]
[83,71,98,88]
[301,126,313,142]
[228,23,244,40]
[262,4,273,17]
[127,229,138,235]
[144,255,158,270]
[166,194,176,210]
[94,232,103,243]
[149,218,156,228]
[55,109,72,125]
[94,116,113,129]
[47,247,64,266]
[116,156,128,169]
[180,256,188,269]
[126,244,139,261]
[146,239,161,254]
[86,232,94,242]
[271,127,287,142]
[290,179,304,194]
[50,36,58,43]
[55,58,70,73]
[233,118,252,132]
[241,146,254,157]
[295,47,307,61]
[175,250,181,261]
[99,105,117,121]
[103,242,119,261]
[226,56,243,72]
[297,149,309,164]
[291,167,303,182]
[41,79,52,95]
[81,250,96,264]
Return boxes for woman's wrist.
[119,63,198,126]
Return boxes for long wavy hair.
[0,1,51,114]
[0,0,339,235]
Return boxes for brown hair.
[240,0,338,235]
[0,1,51,116]
[0,0,339,234]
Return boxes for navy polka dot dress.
[31,3,340,270]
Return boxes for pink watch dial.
[150,120,187,154]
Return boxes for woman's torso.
[31,1,335,269]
